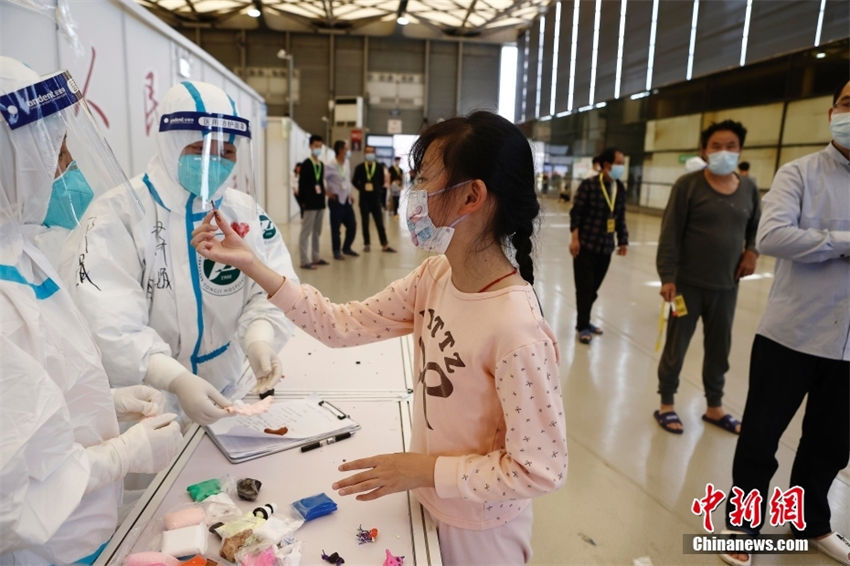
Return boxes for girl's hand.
[332,452,437,501]
[190,210,256,271]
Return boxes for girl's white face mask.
[405,181,469,254]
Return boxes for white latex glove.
[85,413,182,493]
[169,372,231,425]
[244,319,283,394]
[112,385,165,421]
[144,353,231,425]
[246,341,283,394]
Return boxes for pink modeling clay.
[224,396,274,416]
[383,549,404,566]
[163,506,205,530]
[124,551,179,566]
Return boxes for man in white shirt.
[722,80,850,566]
[325,140,359,260]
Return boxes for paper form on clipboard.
[205,396,360,463]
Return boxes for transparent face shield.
[158,109,254,210]
[0,69,141,227]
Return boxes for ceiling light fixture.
[815,52,826,59]
[247,7,261,18]
[397,15,410,25]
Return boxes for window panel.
[691,0,747,78]
[620,0,651,97]
[821,0,850,44]
[572,0,596,109]
[747,0,820,63]
[651,1,692,88]
[595,0,622,103]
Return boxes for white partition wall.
[265,116,312,224]
[0,0,268,206]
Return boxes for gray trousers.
[299,208,324,265]
[657,282,738,407]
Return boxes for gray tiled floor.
[275,195,849,566]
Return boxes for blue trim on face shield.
[0,265,60,300]
[158,111,250,139]
[181,81,207,113]
[0,71,81,130]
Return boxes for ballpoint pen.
[300,432,353,452]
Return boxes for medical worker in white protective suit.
[0,57,183,565]
[62,80,298,425]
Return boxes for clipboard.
[205,397,360,463]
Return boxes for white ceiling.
[138,0,553,41]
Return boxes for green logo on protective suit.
[260,214,276,239]
[199,258,245,296]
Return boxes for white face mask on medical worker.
[406,181,469,254]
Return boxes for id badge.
[606,218,615,233]
[365,182,374,192]
[672,294,688,317]
[315,184,321,194]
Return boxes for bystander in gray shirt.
[657,170,760,290]
[756,143,850,361]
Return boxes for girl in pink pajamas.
[192,111,567,565]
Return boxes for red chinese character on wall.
[728,487,763,529]
[144,71,159,136]
[75,46,110,129]
[692,483,727,533]
[769,486,806,531]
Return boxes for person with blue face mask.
[352,145,396,253]
[720,79,850,566]
[0,56,183,566]
[191,111,566,566]
[568,146,629,345]
[654,119,761,436]
[296,134,328,269]
[61,81,300,427]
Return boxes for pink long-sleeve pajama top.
[269,255,567,530]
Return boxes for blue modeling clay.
[292,492,338,520]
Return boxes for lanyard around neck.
[365,161,376,180]
[311,159,322,181]
[598,173,616,213]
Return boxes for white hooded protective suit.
[0,57,122,565]
[61,81,297,400]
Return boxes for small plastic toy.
[383,549,404,566]
[355,524,379,544]
[320,550,345,565]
